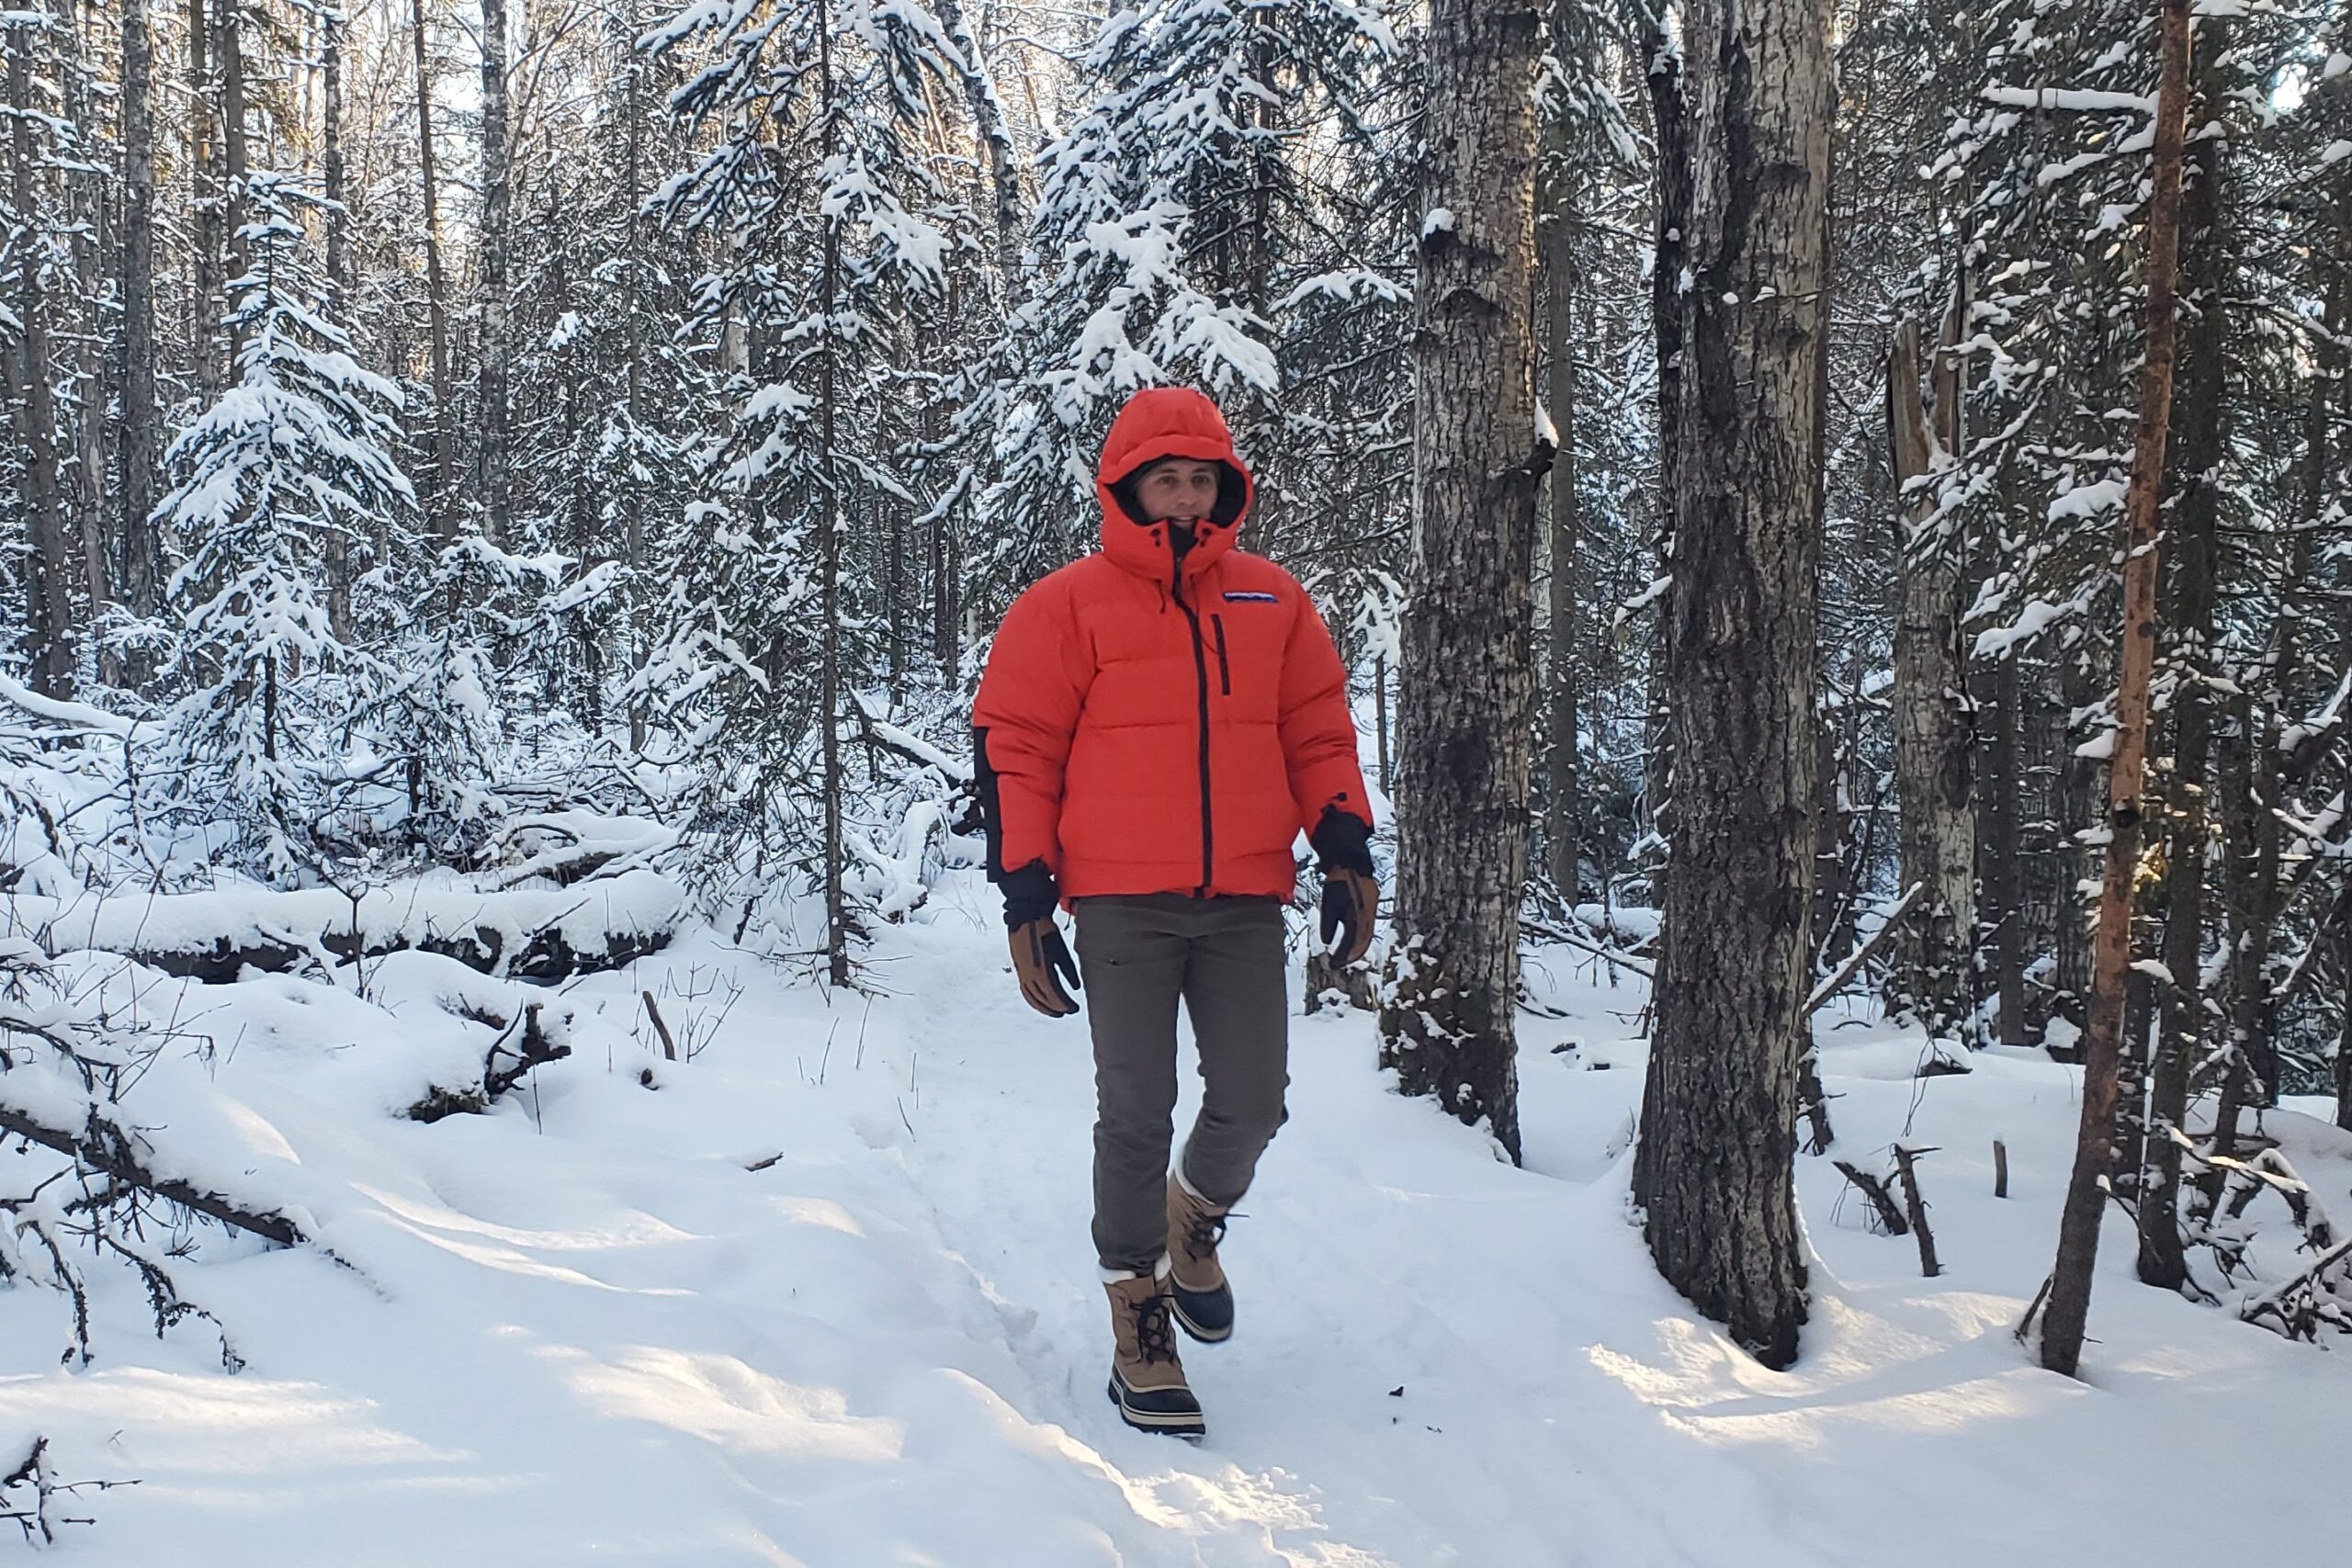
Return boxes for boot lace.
[1132,1292,1179,1366]
[1182,1209,1228,1262]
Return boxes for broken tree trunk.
[1887,318,1976,1042]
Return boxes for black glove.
[996,860,1058,929]
[1311,808,1378,967]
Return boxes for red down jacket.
[971,388,1373,903]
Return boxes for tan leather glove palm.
[1010,917,1081,1017]
[1319,867,1379,968]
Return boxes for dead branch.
[1833,1159,1909,1235]
[1521,914,1657,977]
[1806,883,1926,1017]
[1797,1053,1836,1154]
[484,1001,569,1099]
[1893,1145,1944,1277]
[2239,1235,2352,1341]
[642,991,678,1061]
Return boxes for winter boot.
[1103,1263,1204,1438]
[1165,1171,1235,1344]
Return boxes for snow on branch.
[1981,86,2158,114]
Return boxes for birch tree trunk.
[2039,0,2193,1381]
[1376,0,1543,1165]
[478,0,511,541]
[1887,316,1975,1039]
[119,0,163,627]
[1631,0,1830,1371]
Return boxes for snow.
[0,873,2339,1563]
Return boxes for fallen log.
[0,1098,306,1247]
[6,870,684,986]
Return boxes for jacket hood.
[1095,388,1254,584]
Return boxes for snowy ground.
[0,868,2340,1564]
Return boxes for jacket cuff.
[1310,807,1374,876]
[997,860,1059,929]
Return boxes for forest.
[0,0,2346,1554]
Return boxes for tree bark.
[57,4,106,637]
[187,0,220,399]
[218,0,248,361]
[818,0,849,988]
[1632,0,1830,1371]
[1376,0,1543,1164]
[1639,23,1688,846]
[1980,646,2030,1042]
[319,8,356,637]
[411,0,457,536]
[9,20,72,698]
[478,0,511,541]
[1541,13,1581,902]
[2138,92,2227,1291]
[119,0,163,629]
[2040,0,2193,1381]
[1887,317,1975,1039]
[934,0,1023,302]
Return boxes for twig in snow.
[1893,1145,1943,1277]
[642,991,677,1061]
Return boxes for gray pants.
[1072,894,1291,1273]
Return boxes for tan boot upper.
[1104,1269,1191,1394]
[1166,1174,1230,1294]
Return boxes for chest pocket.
[1210,588,1288,723]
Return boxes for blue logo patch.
[1223,591,1279,604]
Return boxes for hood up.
[1093,387,1255,585]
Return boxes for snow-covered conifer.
[153,172,414,878]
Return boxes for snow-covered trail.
[0,869,2340,1564]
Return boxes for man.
[971,386,1379,1439]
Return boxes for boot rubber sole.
[1169,1288,1233,1345]
[1106,1373,1205,1439]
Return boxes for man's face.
[1136,459,1221,525]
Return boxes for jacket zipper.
[1211,614,1231,696]
[1173,571,1215,896]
